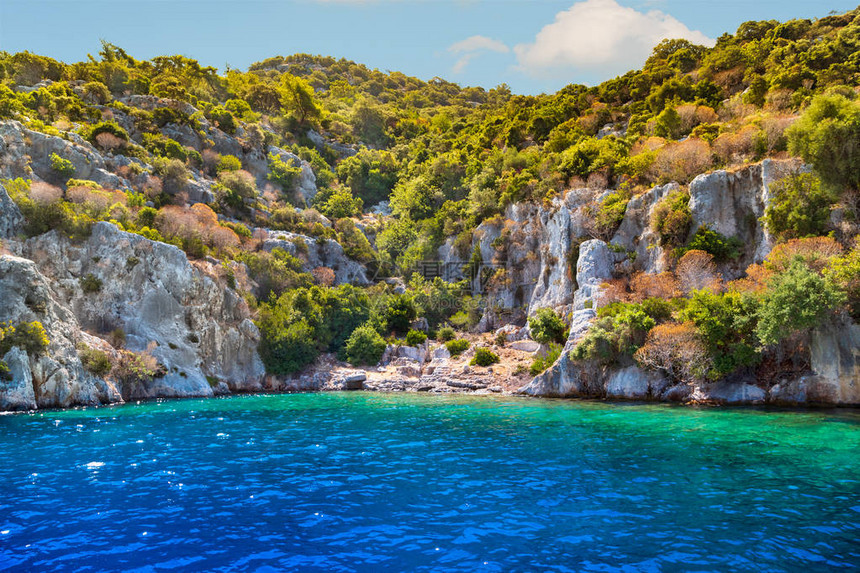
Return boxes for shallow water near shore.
[0,393,858,571]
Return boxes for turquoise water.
[0,393,858,572]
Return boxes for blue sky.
[0,0,856,94]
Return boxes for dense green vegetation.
[1,7,858,381]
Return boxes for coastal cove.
[1,392,858,571]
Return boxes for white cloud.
[449,35,509,55]
[514,0,714,78]
[448,35,509,74]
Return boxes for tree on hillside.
[787,92,860,191]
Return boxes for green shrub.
[470,347,500,367]
[761,173,835,241]
[136,206,158,228]
[571,306,656,364]
[651,190,692,247]
[50,153,75,179]
[87,121,129,146]
[77,344,112,377]
[216,154,242,173]
[268,152,303,194]
[0,360,10,381]
[755,259,846,346]
[384,295,417,335]
[207,106,237,134]
[0,321,50,356]
[80,273,102,293]
[787,93,860,192]
[528,308,567,344]
[494,330,507,347]
[345,324,387,366]
[437,326,456,342]
[445,338,470,356]
[143,133,187,161]
[405,329,427,346]
[66,178,101,190]
[216,170,257,209]
[313,186,363,220]
[570,323,616,363]
[407,275,467,328]
[258,318,318,375]
[680,289,760,379]
[824,245,860,319]
[594,188,631,238]
[682,225,743,261]
[530,343,562,376]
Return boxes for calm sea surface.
[0,393,857,572]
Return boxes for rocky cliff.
[0,118,856,409]
[1,200,265,409]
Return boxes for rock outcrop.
[0,182,24,239]
[0,121,128,190]
[688,159,802,276]
[803,320,860,404]
[13,222,265,405]
[262,231,369,285]
[0,255,122,409]
[610,182,676,274]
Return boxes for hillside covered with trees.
[0,7,858,406]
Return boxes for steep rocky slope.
[0,107,856,409]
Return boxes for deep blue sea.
[0,393,858,572]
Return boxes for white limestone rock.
[605,366,668,400]
[0,347,36,411]
[23,222,266,401]
[0,254,122,409]
[610,182,676,274]
[262,231,369,286]
[0,181,24,239]
[573,240,613,310]
[804,321,860,405]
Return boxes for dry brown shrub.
[718,94,755,120]
[649,138,712,183]
[141,175,163,200]
[677,105,718,134]
[766,89,793,112]
[630,271,681,301]
[210,226,241,250]
[95,132,126,151]
[586,169,609,190]
[156,204,240,251]
[29,181,63,204]
[568,175,587,189]
[312,267,336,287]
[676,250,722,293]
[202,149,220,175]
[765,237,843,273]
[695,106,718,124]
[713,125,760,164]
[729,263,773,294]
[630,136,666,155]
[760,115,796,153]
[578,113,602,135]
[190,203,219,227]
[67,186,111,212]
[596,278,630,307]
[634,322,711,384]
